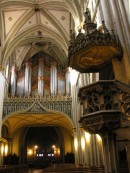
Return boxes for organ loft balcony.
[3,95,72,119]
[3,51,72,120]
[78,80,130,134]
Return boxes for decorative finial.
[102,20,109,34]
[84,8,91,23]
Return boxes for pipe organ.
[9,54,70,96]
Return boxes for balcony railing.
[3,95,72,118]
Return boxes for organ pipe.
[50,62,57,95]
[24,62,32,96]
[38,58,44,95]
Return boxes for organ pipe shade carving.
[68,8,122,73]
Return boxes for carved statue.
[84,8,91,23]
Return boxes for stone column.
[50,62,57,95]
[85,132,91,165]
[95,134,103,166]
[89,134,94,166]
[71,83,81,163]
[108,134,118,173]
[112,58,127,83]
[38,58,44,95]
[0,69,5,137]
[7,137,13,155]
[100,0,114,31]
[109,0,130,84]
[117,0,130,55]
[10,65,17,96]
[93,135,98,165]
[102,135,111,173]
[73,128,79,163]
[0,141,3,166]
[102,133,119,173]
[80,128,88,163]
[24,62,32,96]
[0,69,6,166]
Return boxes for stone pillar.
[102,133,119,173]
[73,128,79,163]
[0,69,5,137]
[102,135,111,173]
[50,62,57,95]
[0,69,6,166]
[100,0,114,31]
[24,62,32,96]
[85,132,91,165]
[10,65,17,96]
[112,58,127,83]
[116,0,130,55]
[93,135,99,165]
[90,135,95,165]
[71,83,81,163]
[108,134,118,173]
[0,141,3,166]
[95,134,103,166]
[109,0,130,84]
[80,128,88,163]
[38,58,44,95]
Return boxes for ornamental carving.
[80,111,121,134]
[68,8,122,73]
[79,80,130,134]
[3,95,72,118]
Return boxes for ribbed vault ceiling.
[0,0,82,68]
